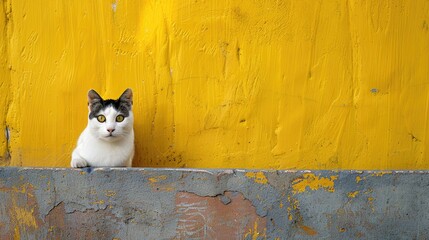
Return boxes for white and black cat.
[71,89,134,168]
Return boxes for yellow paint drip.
[292,173,337,194]
[245,172,268,184]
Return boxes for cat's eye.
[97,115,106,123]
[116,115,125,122]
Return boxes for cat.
[71,89,134,168]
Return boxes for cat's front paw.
[71,158,88,168]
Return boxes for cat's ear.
[88,89,102,110]
[119,88,133,106]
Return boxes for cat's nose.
[107,128,115,133]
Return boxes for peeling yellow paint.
[292,174,337,194]
[12,205,38,229]
[244,220,267,240]
[371,171,393,177]
[105,190,117,197]
[13,226,20,240]
[348,191,359,198]
[364,188,373,195]
[245,172,268,184]
[356,176,364,183]
[148,175,174,192]
[93,200,105,205]
[0,183,35,197]
[287,195,301,221]
[287,206,293,221]
[148,175,168,183]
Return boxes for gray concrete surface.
[0,167,427,239]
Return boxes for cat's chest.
[79,131,134,166]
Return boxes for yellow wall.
[1,0,429,169]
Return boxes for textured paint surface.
[1,168,429,239]
[1,1,429,169]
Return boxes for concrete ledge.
[0,167,427,239]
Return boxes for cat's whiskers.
[71,88,134,168]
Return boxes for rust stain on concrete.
[175,191,266,239]
[299,225,318,236]
[44,202,120,239]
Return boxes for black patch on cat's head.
[88,89,133,119]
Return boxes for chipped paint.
[370,171,393,177]
[148,175,168,183]
[105,190,116,197]
[11,205,38,228]
[1,168,429,239]
[292,173,338,194]
[148,175,174,192]
[348,191,359,198]
[356,176,364,183]
[92,200,105,205]
[244,220,267,240]
[245,172,268,184]
[286,195,301,222]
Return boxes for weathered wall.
[1,0,429,168]
[1,167,428,239]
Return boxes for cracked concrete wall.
[1,167,428,239]
[1,0,429,169]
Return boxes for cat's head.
[87,89,134,142]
